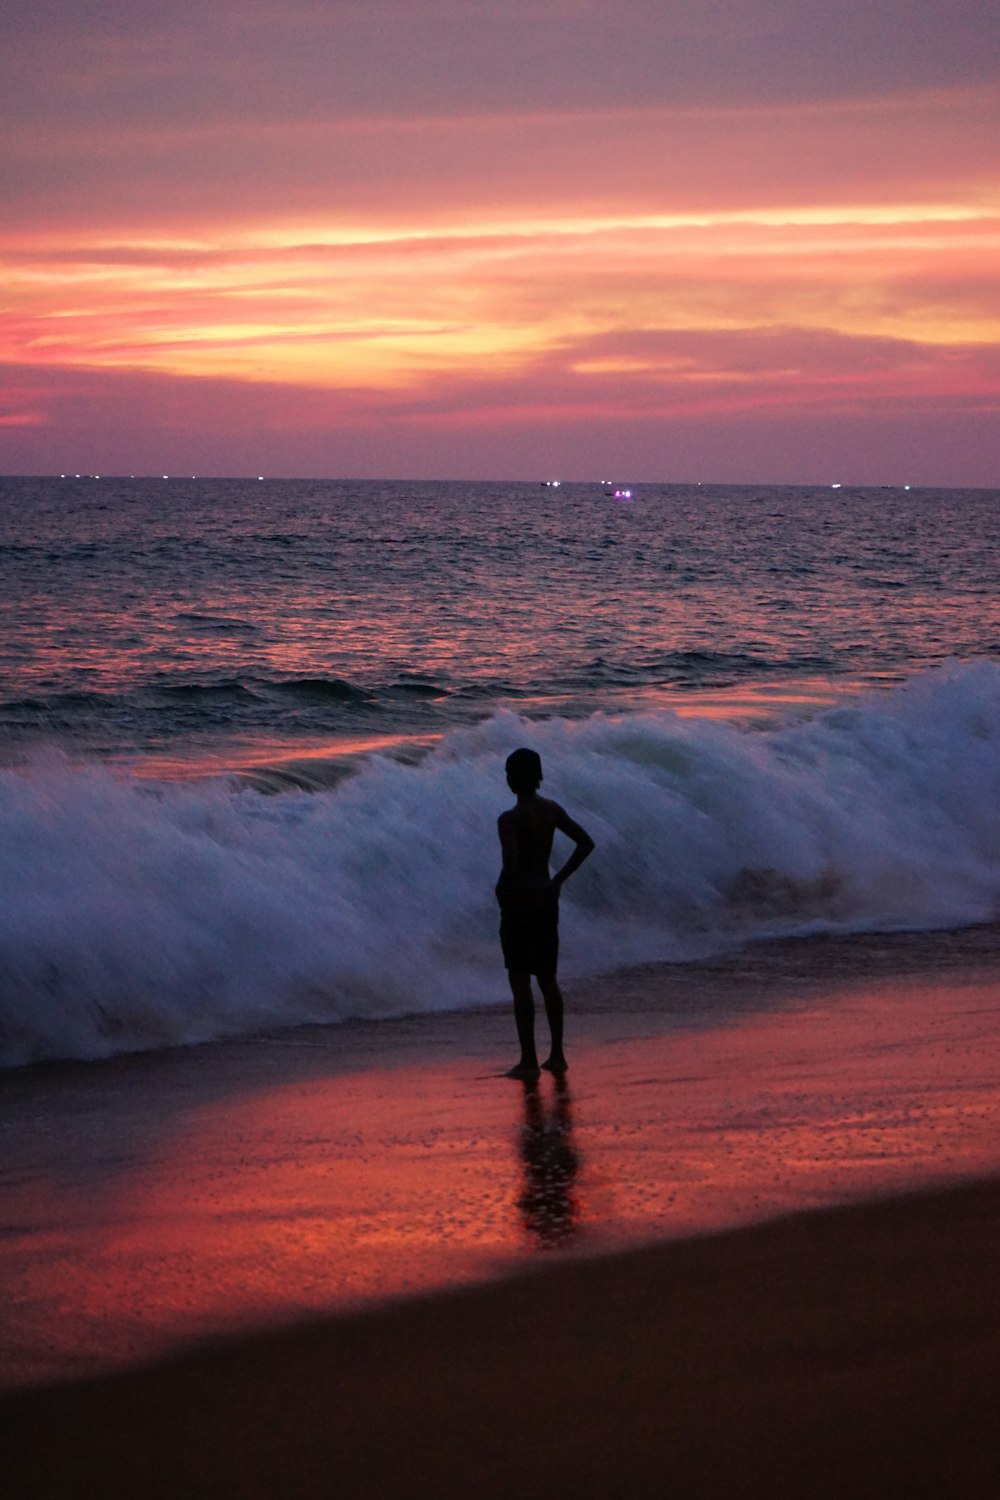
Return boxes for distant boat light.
[613,488,633,499]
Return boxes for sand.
[3,1177,1000,1499]
[2,926,1000,1495]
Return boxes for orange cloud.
[4,199,999,396]
[2,4,998,484]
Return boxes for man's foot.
[541,1054,568,1075]
[504,1060,541,1080]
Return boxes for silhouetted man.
[496,748,595,1079]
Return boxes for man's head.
[505,747,543,795]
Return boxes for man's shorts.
[499,885,559,976]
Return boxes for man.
[496,748,595,1079]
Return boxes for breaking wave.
[2,660,998,1067]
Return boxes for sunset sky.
[2,0,998,483]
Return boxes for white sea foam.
[2,660,999,1067]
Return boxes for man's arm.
[550,803,595,888]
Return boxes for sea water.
[1,476,998,1065]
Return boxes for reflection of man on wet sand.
[517,1076,580,1248]
[496,748,595,1080]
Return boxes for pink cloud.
[1,2,997,480]
[2,320,997,485]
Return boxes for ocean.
[2,476,998,1067]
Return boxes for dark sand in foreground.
[3,927,1000,1496]
[4,1176,1000,1499]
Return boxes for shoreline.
[2,922,999,1396]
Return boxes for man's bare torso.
[498,795,562,881]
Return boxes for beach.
[2,477,999,1493]
[4,1180,1000,1499]
[3,925,1000,1495]
[2,0,999,1470]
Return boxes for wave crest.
[2,660,999,1066]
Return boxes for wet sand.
[4,1175,1000,1499]
[2,928,1000,1493]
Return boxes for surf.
[1,659,998,1067]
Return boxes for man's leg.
[506,970,540,1078]
[537,972,567,1073]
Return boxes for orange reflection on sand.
[53,1062,530,1361]
[4,959,999,1387]
[515,1077,582,1250]
[576,974,1000,1243]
